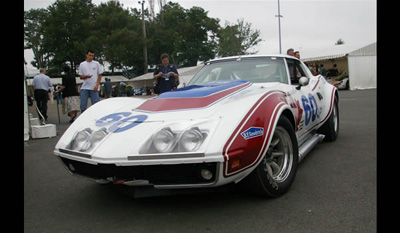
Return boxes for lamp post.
[138,0,148,73]
[275,0,283,54]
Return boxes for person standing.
[294,51,300,59]
[287,48,294,56]
[320,64,327,79]
[55,65,80,123]
[104,78,112,98]
[55,83,63,105]
[153,53,179,94]
[78,49,103,112]
[32,68,52,124]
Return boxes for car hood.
[55,80,281,163]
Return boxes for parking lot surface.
[24,89,376,233]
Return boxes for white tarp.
[348,42,377,90]
[348,56,376,90]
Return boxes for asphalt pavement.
[24,89,376,233]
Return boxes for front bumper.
[58,156,219,188]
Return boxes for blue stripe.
[157,80,248,99]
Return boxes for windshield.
[188,57,288,86]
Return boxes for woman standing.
[55,65,80,123]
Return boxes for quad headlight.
[144,126,208,154]
[180,128,204,152]
[152,128,176,153]
[67,128,108,152]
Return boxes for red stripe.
[312,76,321,91]
[135,82,251,112]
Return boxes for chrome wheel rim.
[263,126,294,183]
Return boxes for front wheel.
[239,115,298,198]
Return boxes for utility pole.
[275,0,283,54]
[139,0,148,73]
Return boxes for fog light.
[200,169,213,180]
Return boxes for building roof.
[348,42,376,57]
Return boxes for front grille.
[60,157,217,185]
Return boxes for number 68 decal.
[95,112,148,133]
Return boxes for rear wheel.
[318,95,339,141]
[239,115,298,197]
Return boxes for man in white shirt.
[78,49,103,112]
[32,68,52,124]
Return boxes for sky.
[24,0,376,74]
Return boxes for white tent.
[301,42,376,90]
[348,42,376,90]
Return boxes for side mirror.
[299,77,309,86]
[296,77,309,90]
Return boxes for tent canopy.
[300,43,374,62]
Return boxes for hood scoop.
[135,80,251,113]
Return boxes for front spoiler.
[55,153,222,189]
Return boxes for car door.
[286,58,322,141]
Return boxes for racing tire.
[239,115,298,198]
[318,96,339,142]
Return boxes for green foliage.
[24,0,262,76]
[24,8,48,69]
[217,18,262,57]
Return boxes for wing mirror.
[296,77,309,90]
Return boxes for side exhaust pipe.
[298,134,325,162]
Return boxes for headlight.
[139,118,220,155]
[152,128,175,153]
[180,128,204,152]
[81,128,108,152]
[67,128,108,152]
[68,128,92,151]
[144,127,207,154]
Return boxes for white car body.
[54,55,338,197]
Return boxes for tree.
[176,6,219,66]
[217,18,262,57]
[24,1,264,77]
[24,8,48,69]
[93,0,143,74]
[41,0,96,75]
[148,2,219,67]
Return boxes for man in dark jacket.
[153,53,179,94]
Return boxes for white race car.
[54,55,339,198]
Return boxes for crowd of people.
[31,50,178,124]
